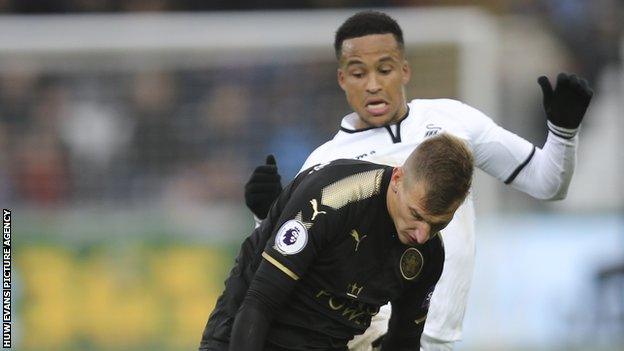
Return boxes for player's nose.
[413,222,431,244]
[366,74,382,93]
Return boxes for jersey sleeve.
[441,99,535,183]
[506,131,577,200]
[262,189,342,282]
[229,172,347,350]
[381,243,445,350]
[442,99,578,199]
[200,174,308,348]
[228,259,293,351]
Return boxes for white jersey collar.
[339,107,410,144]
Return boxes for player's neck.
[355,104,409,129]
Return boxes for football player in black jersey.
[199,133,473,351]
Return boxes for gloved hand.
[245,155,282,219]
[538,73,593,138]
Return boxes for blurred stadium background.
[0,1,622,350]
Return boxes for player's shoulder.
[297,160,390,198]
[409,98,464,109]
[298,138,337,173]
[304,141,328,163]
[285,160,390,228]
[408,98,494,135]
[302,159,389,180]
[409,98,484,118]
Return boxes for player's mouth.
[398,229,419,245]
[365,99,390,116]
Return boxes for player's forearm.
[381,302,427,350]
[509,131,577,200]
[379,329,422,351]
[509,72,592,200]
[229,258,297,350]
[229,298,272,351]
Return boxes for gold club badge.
[400,248,424,280]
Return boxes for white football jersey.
[299,98,536,342]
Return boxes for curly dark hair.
[334,11,404,59]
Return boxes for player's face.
[337,34,411,129]
[388,168,458,245]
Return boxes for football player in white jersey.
[243,11,593,351]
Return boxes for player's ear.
[337,68,346,91]
[401,59,411,85]
[390,167,404,193]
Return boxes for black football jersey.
[199,159,443,351]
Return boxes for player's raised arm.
[504,72,592,199]
[461,72,592,200]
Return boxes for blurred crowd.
[0,65,342,207]
[0,0,622,208]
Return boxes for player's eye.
[351,71,364,78]
[379,67,392,74]
[410,210,423,221]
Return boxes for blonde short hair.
[404,133,474,215]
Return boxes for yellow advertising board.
[18,245,231,350]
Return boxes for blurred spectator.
[0,1,620,207]
[13,132,69,205]
[128,71,180,175]
[0,124,13,203]
[0,68,38,137]
[511,0,623,86]
[9,78,71,206]
[196,82,253,161]
[164,152,247,205]
[262,65,322,179]
[7,0,71,13]
[61,101,132,168]
[0,0,9,12]
[119,0,172,12]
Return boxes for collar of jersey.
[339,106,410,134]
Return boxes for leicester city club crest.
[274,219,308,255]
[400,247,424,280]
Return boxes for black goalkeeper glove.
[245,155,282,220]
[538,73,593,139]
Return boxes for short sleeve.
[262,195,340,281]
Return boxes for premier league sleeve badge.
[274,219,308,255]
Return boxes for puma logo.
[350,229,367,252]
[310,199,327,221]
